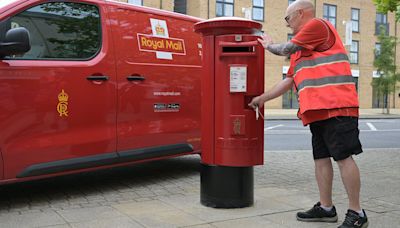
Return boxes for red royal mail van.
[0,0,202,185]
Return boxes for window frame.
[375,12,389,35]
[128,0,143,6]
[351,8,360,33]
[323,4,337,28]
[174,0,187,14]
[350,40,359,64]
[216,0,234,17]
[374,42,381,59]
[5,1,102,61]
[252,0,264,21]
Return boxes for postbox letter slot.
[222,46,254,53]
[219,41,258,56]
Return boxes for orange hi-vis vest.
[290,19,359,115]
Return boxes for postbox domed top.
[194,17,262,36]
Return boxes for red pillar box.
[194,17,264,208]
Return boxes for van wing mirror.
[0,27,31,58]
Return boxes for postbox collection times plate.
[229,66,247,93]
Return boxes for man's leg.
[296,121,338,223]
[315,158,333,207]
[296,157,337,222]
[337,156,361,212]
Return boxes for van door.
[0,1,117,179]
[108,4,202,162]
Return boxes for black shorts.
[309,116,363,161]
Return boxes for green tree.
[373,27,399,113]
[374,0,400,21]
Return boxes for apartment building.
[119,0,400,109]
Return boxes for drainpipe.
[208,0,210,19]
[160,0,162,9]
[394,21,397,108]
[314,0,317,16]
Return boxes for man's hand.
[248,95,266,110]
[257,34,273,49]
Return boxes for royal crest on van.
[137,18,186,60]
[57,89,69,117]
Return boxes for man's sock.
[357,209,365,217]
[320,205,333,212]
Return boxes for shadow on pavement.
[0,155,201,211]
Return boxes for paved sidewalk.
[0,148,399,227]
[265,108,400,120]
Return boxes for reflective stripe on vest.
[297,75,355,93]
[294,53,349,76]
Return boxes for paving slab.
[112,200,177,216]
[172,194,298,223]
[40,225,72,228]
[0,211,66,228]
[57,206,126,223]
[208,216,285,228]
[69,217,143,228]
[129,209,206,228]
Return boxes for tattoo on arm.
[267,42,303,56]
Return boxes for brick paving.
[0,148,399,227]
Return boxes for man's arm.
[248,77,294,109]
[266,42,303,56]
[257,34,303,56]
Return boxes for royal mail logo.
[137,34,186,55]
[136,18,186,60]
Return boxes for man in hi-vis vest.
[249,1,368,227]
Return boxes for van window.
[7,2,100,60]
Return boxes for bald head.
[285,0,315,34]
[287,0,314,15]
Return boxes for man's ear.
[298,9,304,18]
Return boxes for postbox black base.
[200,164,253,208]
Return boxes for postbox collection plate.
[229,65,247,93]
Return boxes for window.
[288,0,296,5]
[282,74,299,109]
[372,78,386,108]
[351,8,360,32]
[323,4,337,27]
[375,43,381,59]
[286,34,294,60]
[128,0,142,5]
[252,0,264,21]
[174,0,187,14]
[216,0,234,17]
[350,40,359,64]
[353,77,359,91]
[7,2,100,60]
[375,13,389,35]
